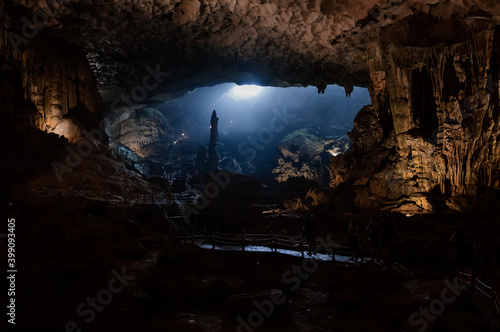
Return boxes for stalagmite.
[206,110,220,171]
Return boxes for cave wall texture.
[0,26,102,142]
[105,106,174,159]
[329,16,500,212]
[1,0,500,210]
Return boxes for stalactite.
[0,32,102,141]
[329,17,500,212]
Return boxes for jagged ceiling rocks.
[2,0,500,99]
[2,0,500,211]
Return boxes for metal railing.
[136,190,500,315]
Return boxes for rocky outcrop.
[347,106,383,154]
[329,16,500,212]
[62,1,500,95]
[0,29,102,141]
[9,0,500,99]
[2,1,500,102]
[273,143,322,183]
[106,107,174,159]
[273,127,350,185]
[2,1,500,213]
[207,110,220,171]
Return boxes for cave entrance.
[411,67,439,139]
[143,83,371,185]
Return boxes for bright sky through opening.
[232,85,262,99]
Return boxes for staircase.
[164,190,206,237]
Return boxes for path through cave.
[1,1,500,331]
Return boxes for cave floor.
[3,195,500,332]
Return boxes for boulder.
[107,107,174,159]
[348,106,383,153]
[273,127,350,186]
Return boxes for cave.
[1,1,500,332]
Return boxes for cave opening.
[411,67,439,140]
[124,83,371,186]
[3,2,500,330]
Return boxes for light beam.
[232,85,262,99]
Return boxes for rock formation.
[206,110,220,171]
[329,16,500,212]
[273,127,350,185]
[0,29,102,142]
[274,143,322,184]
[1,1,500,212]
[3,3,500,331]
[106,107,174,159]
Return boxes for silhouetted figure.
[206,110,220,171]
[366,215,382,262]
[302,214,316,255]
[451,226,476,285]
[165,184,173,205]
[381,218,395,264]
[345,211,360,262]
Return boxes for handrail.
[475,277,492,290]
[139,190,500,315]
[493,289,500,314]
[475,284,492,299]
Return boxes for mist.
[157,83,371,148]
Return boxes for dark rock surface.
[3,0,499,99]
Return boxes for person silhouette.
[165,183,173,205]
[381,218,396,264]
[302,214,316,255]
[347,216,360,262]
[450,226,476,285]
[366,215,382,262]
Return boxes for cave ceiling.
[2,0,500,101]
